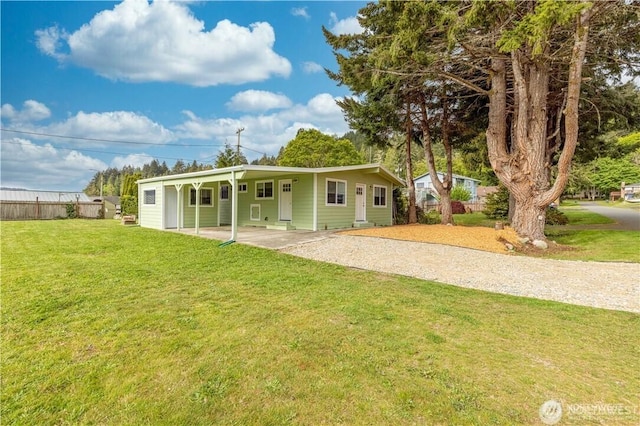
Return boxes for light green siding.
[181,183,218,227]
[316,170,393,229]
[288,175,314,230]
[235,175,314,229]
[138,183,162,229]
[137,166,399,232]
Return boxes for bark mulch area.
[341,224,523,254]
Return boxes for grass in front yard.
[544,229,640,262]
[2,220,639,425]
[558,208,615,225]
[452,212,497,227]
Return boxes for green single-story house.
[137,164,405,240]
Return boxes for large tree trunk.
[419,92,454,225]
[439,191,453,225]
[486,5,593,242]
[405,107,417,224]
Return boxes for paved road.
[578,202,640,231]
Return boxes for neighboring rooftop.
[0,189,92,203]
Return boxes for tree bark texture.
[419,93,454,225]
[405,106,418,224]
[486,5,593,241]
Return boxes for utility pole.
[235,127,245,166]
[90,169,103,198]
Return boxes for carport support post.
[192,182,202,234]
[175,184,183,231]
[230,170,238,241]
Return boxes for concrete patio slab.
[169,226,337,250]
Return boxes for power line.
[0,128,224,148]
[1,139,202,164]
[1,127,268,156]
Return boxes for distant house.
[91,196,122,219]
[477,186,499,203]
[413,172,481,203]
[136,164,404,241]
[1,189,92,203]
[622,182,640,201]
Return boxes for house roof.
[0,189,93,202]
[477,186,499,197]
[137,163,406,187]
[413,172,481,182]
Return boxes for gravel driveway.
[281,235,640,314]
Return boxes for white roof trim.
[137,163,405,187]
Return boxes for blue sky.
[1,0,366,191]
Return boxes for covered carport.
[144,166,317,243]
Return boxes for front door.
[279,179,292,221]
[164,186,177,229]
[355,183,366,222]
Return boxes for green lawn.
[455,209,639,262]
[2,220,639,425]
[558,208,615,225]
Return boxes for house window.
[326,179,347,206]
[238,182,248,193]
[220,185,229,201]
[416,182,424,188]
[373,185,387,207]
[189,188,213,207]
[143,189,155,205]
[256,180,274,199]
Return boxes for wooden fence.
[1,201,104,220]
[420,201,486,213]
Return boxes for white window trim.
[143,189,156,205]
[238,182,248,193]
[373,184,388,208]
[255,180,274,200]
[325,178,347,207]
[220,184,230,201]
[188,187,214,207]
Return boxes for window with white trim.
[189,188,213,207]
[238,182,248,193]
[326,179,347,206]
[373,185,387,207]
[220,185,229,201]
[143,189,156,205]
[255,180,274,199]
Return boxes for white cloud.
[34,25,67,60]
[291,7,310,19]
[302,61,324,74]
[110,153,155,169]
[0,137,108,190]
[226,90,292,112]
[46,111,175,145]
[176,93,349,159]
[35,0,292,86]
[175,111,242,141]
[1,100,51,123]
[2,101,173,146]
[329,12,364,35]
